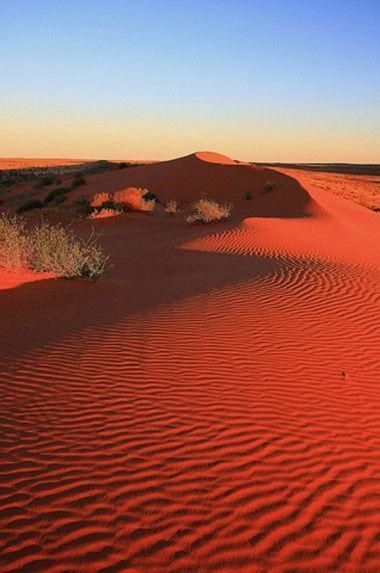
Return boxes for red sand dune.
[70,151,312,213]
[0,152,379,572]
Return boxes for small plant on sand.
[245,191,253,200]
[186,198,232,224]
[0,214,107,279]
[0,214,27,268]
[27,224,107,278]
[264,180,275,194]
[90,192,111,208]
[71,174,86,188]
[34,175,56,189]
[113,187,155,212]
[17,199,44,214]
[44,187,69,205]
[164,199,179,216]
[89,207,121,219]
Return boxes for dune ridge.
[0,154,379,571]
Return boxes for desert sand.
[0,152,379,571]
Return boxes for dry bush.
[0,214,27,269]
[89,208,122,219]
[113,187,155,212]
[0,215,107,279]
[164,199,179,215]
[264,181,275,193]
[90,192,111,208]
[186,198,232,224]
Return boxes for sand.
[0,152,379,572]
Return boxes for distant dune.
[0,151,379,571]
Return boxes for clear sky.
[1,0,379,162]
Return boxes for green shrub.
[34,175,56,189]
[17,199,44,214]
[71,174,86,188]
[44,187,69,204]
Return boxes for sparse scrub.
[245,191,253,200]
[17,199,44,214]
[74,198,92,215]
[89,208,122,219]
[143,190,159,203]
[44,187,69,204]
[0,214,27,268]
[264,180,275,193]
[165,199,179,215]
[90,192,111,208]
[0,214,107,279]
[186,198,232,224]
[71,174,86,188]
[34,175,56,189]
[113,187,155,212]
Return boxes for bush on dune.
[164,199,179,216]
[113,187,155,212]
[186,198,232,224]
[0,215,27,269]
[90,192,111,208]
[0,214,107,279]
[17,199,44,214]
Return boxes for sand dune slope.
[0,174,379,571]
[73,151,311,208]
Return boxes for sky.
[0,0,379,162]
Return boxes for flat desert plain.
[0,152,379,572]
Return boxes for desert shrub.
[143,190,159,203]
[0,215,107,278]
[117,162,129,169]
[71,174,86,188]
[17,199,44,214]
[27,224,107,278]
[74,198,92,215]
[164,199,179,215]
[34,175,56,189]
[113,187,155,212]
[90,192,111,208]
[186,198,232,224]
[245,191,253,200]
[44,187,69,204]
[264,181,275,193]
[0,214,27,268]
[89,208,121,219]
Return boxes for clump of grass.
[164,199,179,216]
[264,181,275,193]
[143,190,160,203]
[245,191,253,200]
[0,214,27,268]
[89,208,122,219]
[71,174,86,188]
[74,198,92,215]
[44,187,69,205]
[0,214,107,279]
[186,198,232,224]
[90,192,111,208]
[17,199,44,214]
[113,187,155,212]
[34,175,56,189]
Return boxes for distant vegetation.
[186,198,232,224]
[0,214,107,279]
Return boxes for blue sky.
[1,0,379,161]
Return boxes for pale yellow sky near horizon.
[1,111,379,164]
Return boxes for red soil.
[0,152,379,572]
